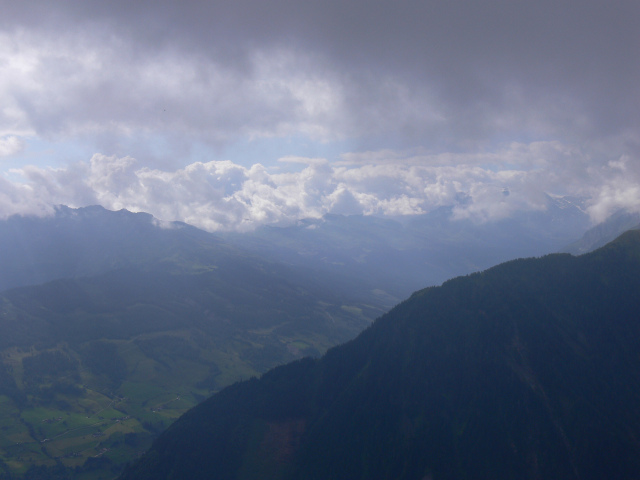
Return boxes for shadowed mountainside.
[122,230,640,480]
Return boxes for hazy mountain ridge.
[0,205,229,292]
[122,230,640,480]
[222,194,591,298]
[0,198,590,300]
[563,209,640,255]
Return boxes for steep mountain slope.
[122,230,640,480]
[223,195,590,298]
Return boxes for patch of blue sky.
[1,136,95,175]
[211,135,355,170]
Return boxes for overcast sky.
[0,0,638,230]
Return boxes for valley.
[1,2,637,478]
[0,207,387,479]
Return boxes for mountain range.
[122,230,640,480]
[222,194,591,298]
[0,200,616,479]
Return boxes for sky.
[0,0,638,231]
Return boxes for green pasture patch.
[3,441,53,474]
[3,428,33,446]
[0,404,33,447]
[247,322,290,336]
[175,391,205,407]
[48,432,100,450]
[104,444,140,466]
[77,393,110,415]
[0,395,18,416]
[102,419,137,437]
[340,304,363,316]
[28,414,96,442]
[146,395,196,422]
[142,390,193,418]
[43,435,102,461]
[20,406,66,426]
[51,412,103,432]
[278,331,331,355]
[83,386,115,401]
[132,408,164,427]
[117,381,165,406]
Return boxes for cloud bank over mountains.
[0,0,639,228]
[3,142,636,232]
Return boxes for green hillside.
[0,216,386,479]
[122,230,640,480]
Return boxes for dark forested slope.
[122,230,640,480]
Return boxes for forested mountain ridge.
[122,230,640,480]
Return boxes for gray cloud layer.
[2,0,638,149]
[0,1,639,227]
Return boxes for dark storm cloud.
[2,0,638,149]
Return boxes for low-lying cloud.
[4,141,639,231]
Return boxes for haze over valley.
[1,0,639,478]
[0,202,637,478]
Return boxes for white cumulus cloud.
[0,136,24,156]
[4,141,637,229]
